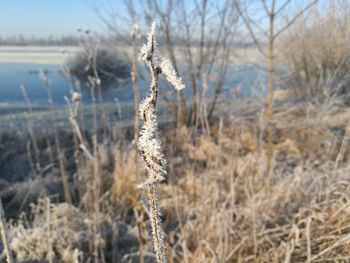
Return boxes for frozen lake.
[0,62,268,109]
[0,63,139,106]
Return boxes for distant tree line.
[0,34,112,46]
[0,33,254,48]
[0,34,80,46]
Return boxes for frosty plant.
[137,22,184,263]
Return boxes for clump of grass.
[137,22,184,263]
[7,198,84,263]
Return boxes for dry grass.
[0,96,349,262]
[7,198,84,262]
[155,111,350,262]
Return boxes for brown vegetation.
[0,91,349,262]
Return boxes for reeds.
[137,22,184,263]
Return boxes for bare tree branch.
[233,0,266,56]
[261,0,271,16]
[274,0,319,40]
[274,0,292,16]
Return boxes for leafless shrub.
[279,0,350,101]
[66,47,130,84]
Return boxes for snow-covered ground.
[0,46,81,64]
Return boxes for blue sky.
[0,0,112,37]
[0,0,324,38]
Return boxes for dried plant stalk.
[0,199,13,263]
[137,22,184,263]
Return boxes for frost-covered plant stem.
[137,22,184,263]
[138,23,167,263]
[147,185,166,263]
